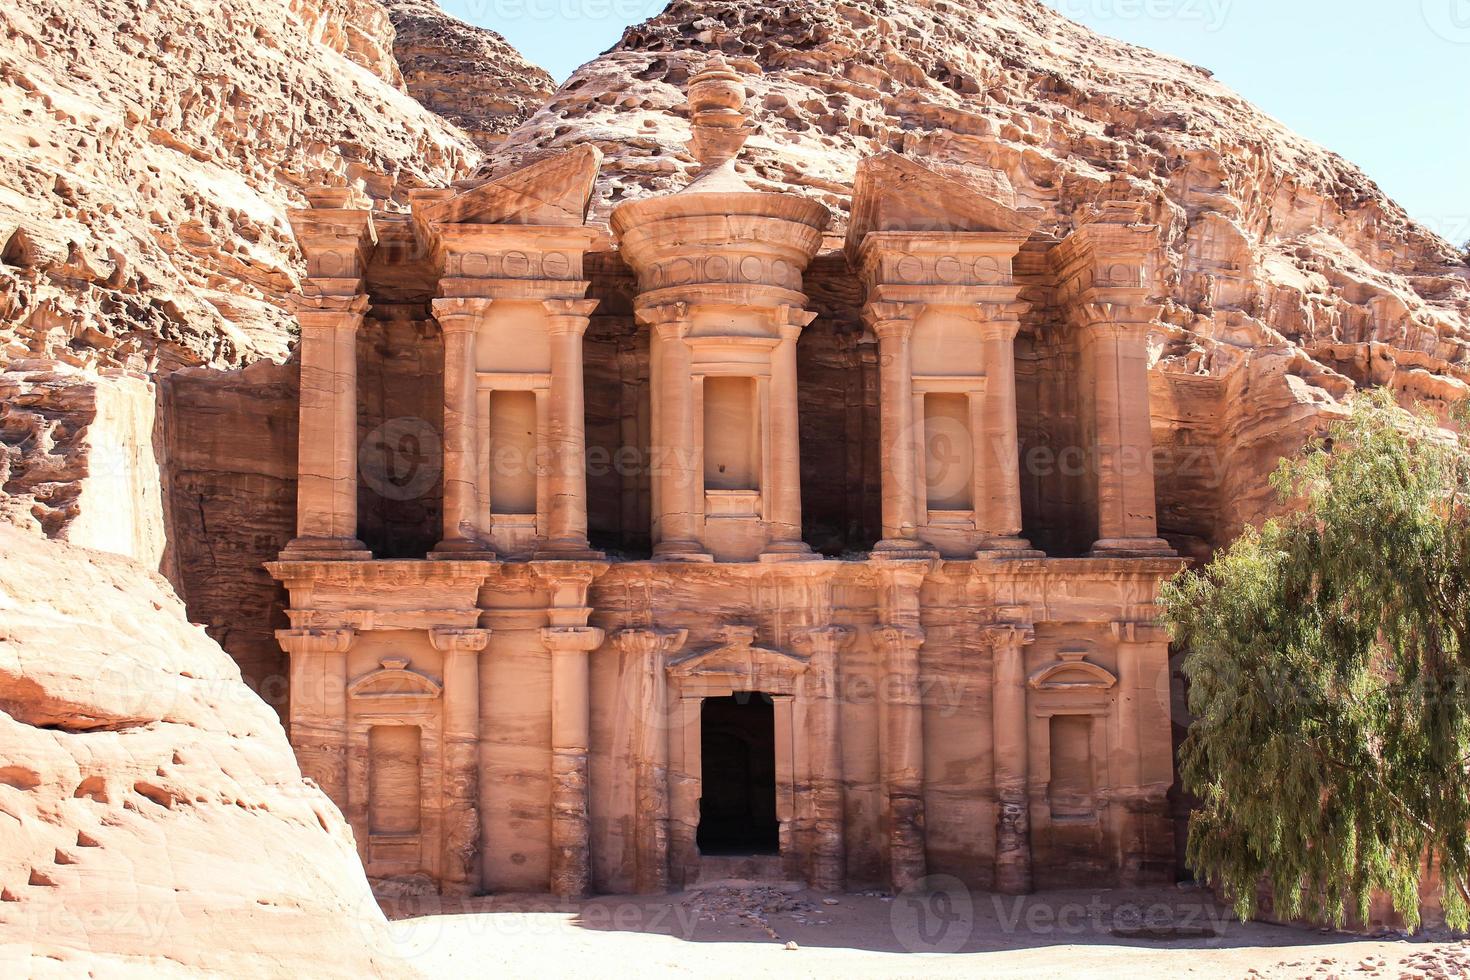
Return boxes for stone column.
[976,304,1037,556]
[276,628,354,806]
[615,627,688,894]
[873,623,927,892]
[761,314,816,559]
[868,306,933,556]
[542,624,606,897]
[1111,620,1175,885]
[649,314,708,559]
[431,297,497,558]
[1079,305,1173,557]
[793,625,854,891]
[538,299,602,559]
[989,623,1036,894]
[429,627,490,895]
[282,303,371,560]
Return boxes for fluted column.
[650,315,708,559]
[276,628,354,806]
[431,297,496,559]
[538,299,602,559]
[874,623,926,892]
[761,314,816,559]
[990,622,1036,894]
[976,305,1038,556]
[615,627,688,893]
[543,624,606,897]
[793,625,854,891]
[429,627,490,895]
[1080,305,1173,557]
[1111,619,1175,885]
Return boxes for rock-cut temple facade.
[268,55,1184,898]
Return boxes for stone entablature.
[267,53,1183,898]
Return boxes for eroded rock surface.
[383,0,555,152]
[0,526,408,976]
[0,0,481,371]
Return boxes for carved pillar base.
[1090,537,1176,559]
[279,539,373,562]
[994,799,1032,895]
[975,537,1044,560]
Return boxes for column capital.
[872,624,925,652]
[1070,301,1162,338]
[791,625,856,657]
[614,627,689,657]
[432,295,496,326]
[862,300,923,334]
[542,297,600,333]
[983,622,1036,651]
[428,627,491,653]
[275,627,354,655]
[541,625,607,653]
[975,301,1029,341]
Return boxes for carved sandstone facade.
[268,56,1182,897]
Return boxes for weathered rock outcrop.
[0,526,408,976]
[383,0,555,152]
[0,0,482,371]
[476,0,1470,546]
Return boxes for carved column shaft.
[761,319,813,556]
[431,627,491,895]
[795,625,853,891]
[650,320,705,558]
[276,628,354,807]
[1112,622,1174,885]
[543,623,606,898]
[540,301,600,557]
[432,298,495,558]
[616,627,688,893]
[977,309,1031,552]
[872,317,921,549]
[875,624,926,892]
[990,624,1035,894]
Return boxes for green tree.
[1161,389,1470,930]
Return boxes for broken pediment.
[845,152,1039,262]
[415,145,603,231]
[1028,650,1117,692]
[348,657,443,700]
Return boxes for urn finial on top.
[687,51,752,175]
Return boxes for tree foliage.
[1161,389,1470,930]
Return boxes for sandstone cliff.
[0,0,483,372]
[476,0,1470,546]
[383,0,555,152]
[0,526,409,976]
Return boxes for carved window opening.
[1047,714,1096,821]
[488,390,538,514]
[923,392,973,511]
[696,693,779,855]
[368,724,422,836]
[703,376,760,491]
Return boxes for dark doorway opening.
[697,693,779,855]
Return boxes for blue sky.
[442,0,1468,241]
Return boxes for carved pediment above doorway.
[1028,650,1117,692]
[347,657,443,701]
[666,625,810,694]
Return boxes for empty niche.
[369,725,422,836]
[923,392,973,510]
[704,376,759,491]
[488,390,538,514]
[1047,715,1095,820]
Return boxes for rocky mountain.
[0,526,409,976]
[0,0,484,371]
[383,0,556,152]
[477,0,1470,544]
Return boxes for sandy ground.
[383,884,1470,978]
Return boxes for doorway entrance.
[696,693,779,855]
